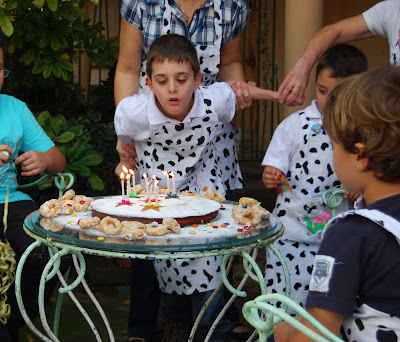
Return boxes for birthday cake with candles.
[38,185,270,241]
[90,193,221,226]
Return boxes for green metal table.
[18,202,285,342]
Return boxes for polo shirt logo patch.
[310,255,335,292]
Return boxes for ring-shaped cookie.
[98,216,122,235]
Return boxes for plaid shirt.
[120,0,248,57]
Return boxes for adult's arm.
[278,14,374,106]
[274,307,343,342]
[114,18,143,106]
[114,18,142,172]
[218,34,253,110]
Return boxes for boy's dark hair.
[146,34,200,78]
[323,66,400,182]
[316,44,367,79]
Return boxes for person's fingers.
[129,158,138,168]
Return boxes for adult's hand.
[115,139,137,177]
[277,59,308,106]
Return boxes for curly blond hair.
[323,65,400,182]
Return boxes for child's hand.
[229,80,255,110]
[0,145,12,167]
[15,150,49,176]
[262,165,282,189]
[344,191,361,202]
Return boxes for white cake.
[90,194,221,226]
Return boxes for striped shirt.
[120,0,248,59]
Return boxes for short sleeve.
[222,0,249,42]
[306,221,363,317]
[120,0,144,30]
[20,103,54,153]
[261,113,301,174]
[114,94,151,142]
[205,83,236,122]
[362,0,394,38]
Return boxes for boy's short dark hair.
[323,66,400,182]
[146,34,200,78]
[316,44,367,79]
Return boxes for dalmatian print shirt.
[308,196,400,341]
[262,100,351,244]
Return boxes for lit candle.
[148,183,153,203]
[163,171,170,193]
[152,175,157,202]
[130,169,136,195]
[155,179,159,204]
[143,173,149,198]
[171,171,176,194]
[120,172,125,200]
[126,173,131,197]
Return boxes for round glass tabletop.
[24,201,282,253]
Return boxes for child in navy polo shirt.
[274,66,400,341]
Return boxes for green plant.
[35,110,105,191]
[3,0,118,116]
[0,0,99,37]
[0,0,121,196]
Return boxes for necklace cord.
[176,0,202,22]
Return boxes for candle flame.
[152,175,157,180]
[143,173,148,179]
[170,171,174,176]
[163,171,169,176]
[122,165,128,173]
[120,172,124,180]
[126,173,131,180]
[129,169,134,175]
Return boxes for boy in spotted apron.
[261,45,367,315]
[115,34,275,342]
[274,66,400,341]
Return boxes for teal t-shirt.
[0,94,54,204]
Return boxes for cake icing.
[90,195,220,223]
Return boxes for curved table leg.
[15,241,54,342]
[190,246,280,342]
[15,241,115,342]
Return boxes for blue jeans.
[163,288,232,341]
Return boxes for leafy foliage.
[2,0,120,196]
[35,111,105,191]
[0,0,98,37]
[3,0,118,116]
